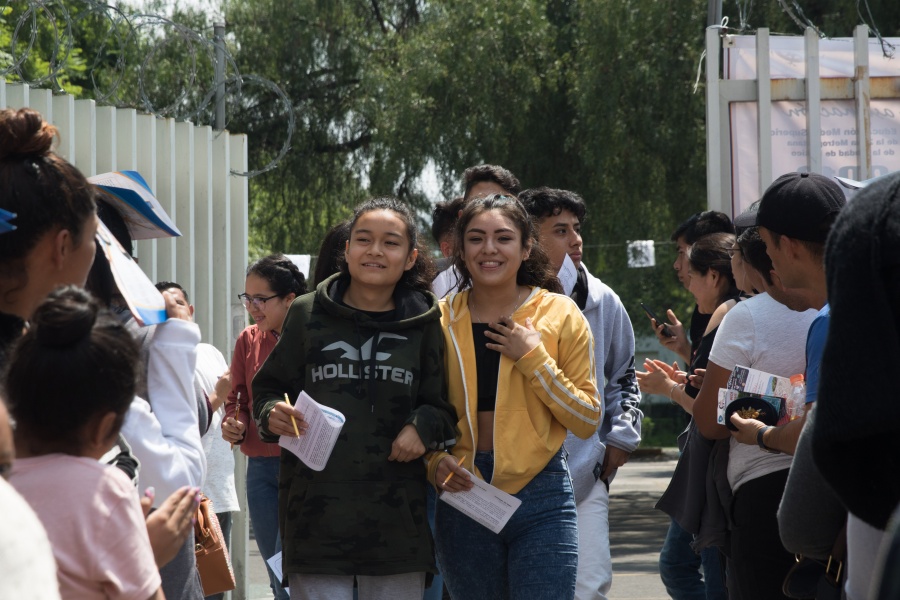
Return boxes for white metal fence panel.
[705,25,900,216]
[0,78,248,357]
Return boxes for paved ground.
[242,451,678,600]
[606,452,677,599]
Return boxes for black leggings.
[728,468,798,600]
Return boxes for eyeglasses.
[237,293,282,310]
[727,247,742,258]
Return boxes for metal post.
[707,0,723,28]
[853,25,872,180]
[804,28,822,174]
[214,23,226,131]
[756,29,773,193]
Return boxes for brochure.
[279,391,346,471]
[718,364,792,427]
[89,170,181,239]
[725,365,792,399]
[95,221,167,326]
[439,469,522,534]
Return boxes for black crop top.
[472,323,501,411]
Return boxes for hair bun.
[0,108,57,162]
[32,286,99,348]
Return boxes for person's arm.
[692,360,732,440]
[222,333,249,445]
[208,368,231,413]
[599,298,642,479]
[121,317,206,503]
[499,303,601,439]
[390,320,459,462]
[252,304,306,441]
[729,404,809,455]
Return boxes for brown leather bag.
[194,496,235,596]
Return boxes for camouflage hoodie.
[252,273,458,578]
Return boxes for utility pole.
[707,0,722,27]
[214,22,226,131]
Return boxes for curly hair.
[451,194,561,293]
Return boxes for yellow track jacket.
[427,287,603,494]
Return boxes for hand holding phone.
[640,302,674,337]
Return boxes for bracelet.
[757,426,781,454]
[668,382,680,403]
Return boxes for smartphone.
[640,302,673,337]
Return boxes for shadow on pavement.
[609,491,669,574]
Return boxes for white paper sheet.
[279,391,346,471]
[439,469,522,534]
[265,552,290,594]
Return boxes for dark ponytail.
[247,254,308,297]
[5,286,138,455]
[0,108,96,292]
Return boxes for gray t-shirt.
[709,293,816,491]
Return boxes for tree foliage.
[6,0,900,326]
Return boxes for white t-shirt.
[10,454,161,600]
[432,265,464,299]
[196,343,241,513]
[708,293,817,491]
[0,477,61,600]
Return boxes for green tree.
[0,2,88,94]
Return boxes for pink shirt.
[10,454,161,600]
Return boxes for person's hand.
[600,445,632,481]
[636,359,676,397]
[388,424,425,462]
[162,290,193,322]
[211,369,232,412]
[651,359,687,384]
[688,368,706,391]
[221,416,245,443]
[652,310,690,362]
[145,486,200,567]
[485,316,541,361]
[435,455,474,493]
[267,401,308,437]
[729,413,766,446]
[140,487,155,518]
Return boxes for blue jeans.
[423,485,444,600]
[247,456,289,600]
[435,449,578,600]
[659,519,727,600]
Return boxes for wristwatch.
[757,426,781,454]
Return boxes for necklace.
[469,287,525,323]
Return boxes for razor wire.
[0,0,291,177]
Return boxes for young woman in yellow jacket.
[426,194,602,600]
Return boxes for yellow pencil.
[442,455,467,487]
[285,393,301,437]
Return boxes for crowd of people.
[638,171,900,600]
[1,103,899,600]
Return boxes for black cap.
[732,172,845,243]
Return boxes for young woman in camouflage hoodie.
[252,198,458,600]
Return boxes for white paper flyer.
[439,469,522,534]
[279,391,346,471]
